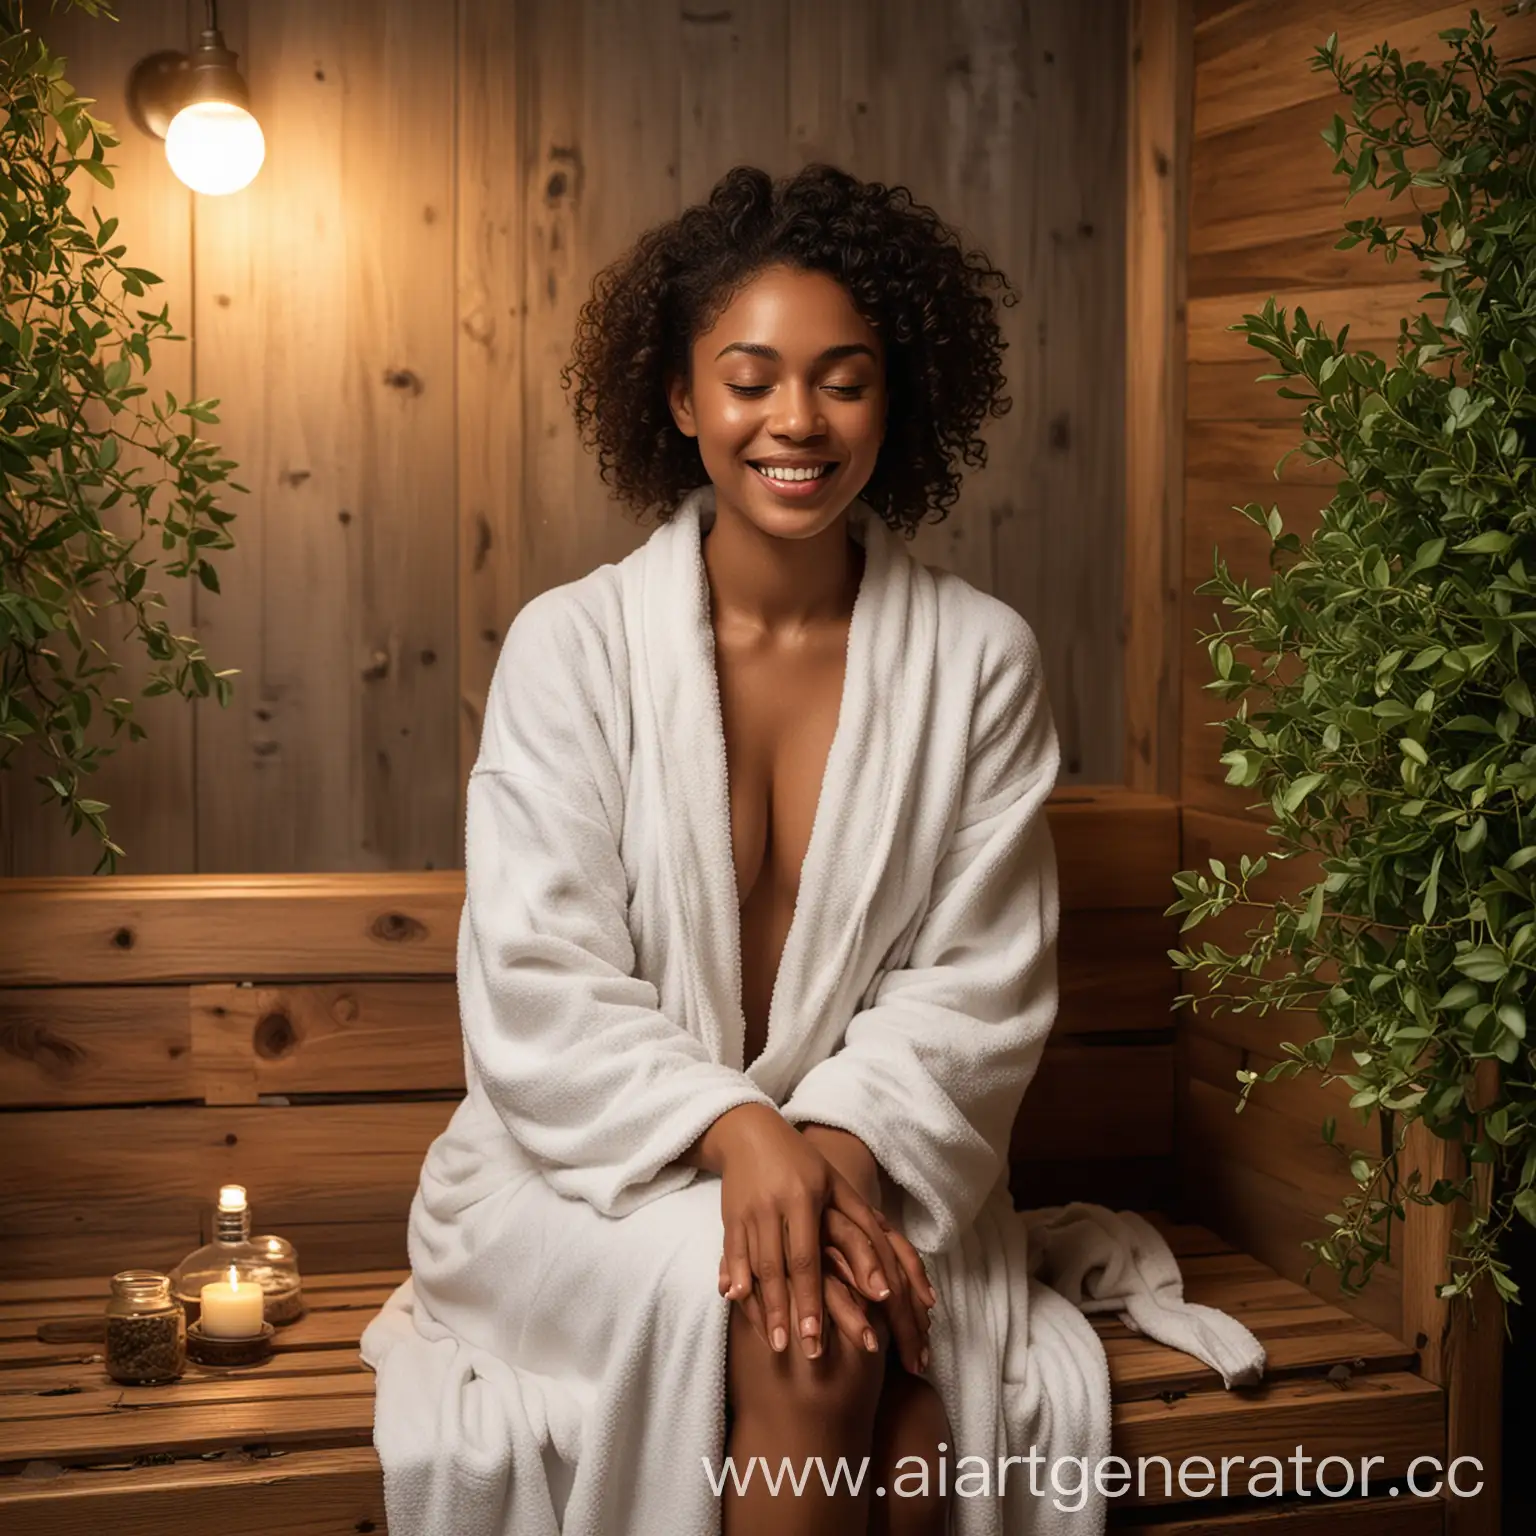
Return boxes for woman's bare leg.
[868,1360,952,1536]
[723,1302,887,1535]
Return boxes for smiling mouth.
[748,461,837,484]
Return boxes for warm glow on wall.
[126,3,264,196]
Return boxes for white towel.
[359,486,1265,1535]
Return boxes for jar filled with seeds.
[104,1270,185,1385]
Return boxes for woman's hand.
[800,1125,937,1375]
[690,1104,923,1366]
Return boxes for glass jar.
[168,1184,305,1327]
[104,1271,186,1385]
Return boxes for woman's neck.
[700,494,864,639]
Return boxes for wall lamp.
[126,0,264,195]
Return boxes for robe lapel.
[634,484,943,1095]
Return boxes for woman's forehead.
[699,266,881,358]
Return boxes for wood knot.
[371,911,427,945]
[382,367,423,395]
[112,927,134,949]
[331,992,360,1023]
[254,1012,298,1060]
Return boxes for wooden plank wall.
[0,790,1181,1281]
[3,0,1129,878]
[1179,0,1536,1341]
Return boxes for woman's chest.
[714,621,850,1060]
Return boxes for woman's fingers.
[721,1219,753,1305]
[741,1279,770,1349]
[879,1216,937,1311]
[784,1203,825,1358]
[823,1209,893,1303]
[823,1176,928,1374]
[750,1211,794,1354]
[822,1267,879,1355]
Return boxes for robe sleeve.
[458,587,778,1218]
[778,609,1062,1254]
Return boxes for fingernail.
[800,1315,819,1338]
[863,1328,878,1353]
[871,1270,891,1298]
[772,1326,787,1351]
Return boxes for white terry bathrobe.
[360,485,1265,1536]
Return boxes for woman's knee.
[727,1306,886,1434]
[872,1370,952,1533]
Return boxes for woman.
[365,163,1097,1536]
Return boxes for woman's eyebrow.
[714,341,877,363]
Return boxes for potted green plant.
[0,0,241,872]
[1170,9,1536,1315]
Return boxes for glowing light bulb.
[165,100,265,195]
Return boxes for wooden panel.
[0,987,194,1108]
[1402,1065,1502,1536]
[1012,1043,1175,1166]
[190,0,459,873]
[1114,1372,1443,1504]
[0,1102,457,1282]
[1116,1502,1442,1536]
[2,0,196,878]
[0,872,463,987]
[1124,0,1192,798]
[1049,790,1181,909]
[1058,908,1179,1039]
[987,0,1128,786]
[455,0,525,841]
[1180,1081,1402,1340]
[187,980,460,1104]
[1188,219,1442,299]
[1191,94,1406,260]
[1186,280,1436,365]
[0,1447,387,1536]
[1195,0,1536,141]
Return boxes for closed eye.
[725,383,867,398]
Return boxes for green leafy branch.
[1169,7,1536,1320]
[1,0,243,870]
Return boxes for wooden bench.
[0,788,1451,1531]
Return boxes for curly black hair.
[561,163,1017,535]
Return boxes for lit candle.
[200,1262,265,1337]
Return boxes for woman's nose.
[769,382,824,439]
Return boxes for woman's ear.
[666,370,698,439]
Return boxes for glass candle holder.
[168,1184,305,1327]
[104,1271,186,1385]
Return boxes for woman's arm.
[460,589,780,1216]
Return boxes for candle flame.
[228,1263,239,1288]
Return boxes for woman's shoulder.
[479,565,629,770]
[920,558,1045,691]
